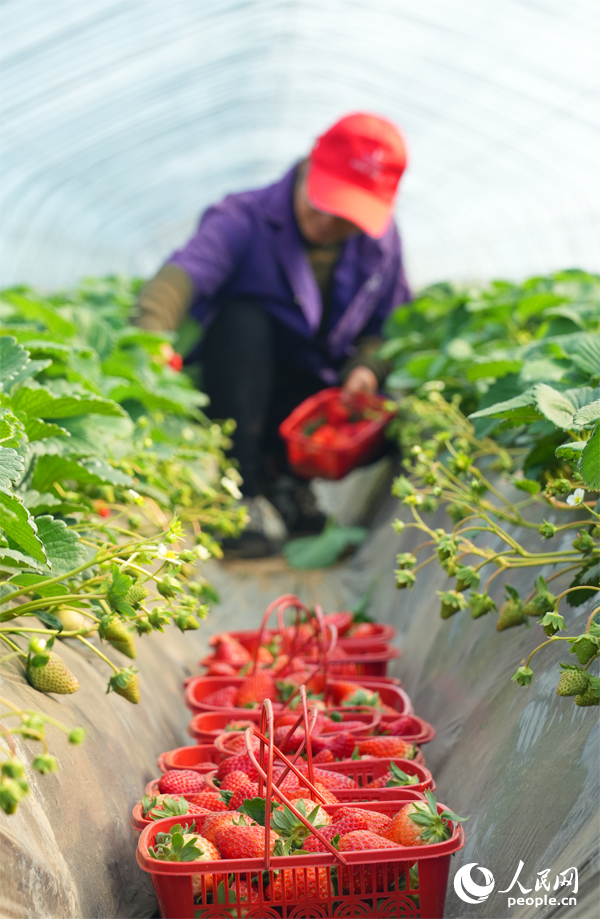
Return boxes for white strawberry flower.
[566,488,585,506]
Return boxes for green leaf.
[0,491,46,562]
[284,525,368,570]
[31,454,133,492]
[0,547,42,570]
[580,425,600,490]
[11,382,126,420]
[566,561,600,607]
[0,337,30,392]
[555,441,586,461]
[0,447,24,490]
[107,564,134,606]
[35,516,92,576]
[0,411,25,449]
[469,390,541,425]
[573,400,600,426]
[237,797,272,827]
[569,338,600,379]
[532,384,576,430]
[22,418,70,443]
[466,359,522,382]
[34,611,64,631]
[513,477,540,495]
[7,359,52,390]
[0,292,77,338]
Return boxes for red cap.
[307,112,408,238]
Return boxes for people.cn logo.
[454,863,495,904]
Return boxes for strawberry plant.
[0,277,247,813]
[383,269,600,709]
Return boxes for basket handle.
[244,697,347,869]
[251,595,311,673]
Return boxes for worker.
[134,112,410,556]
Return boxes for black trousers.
[202,299,326,496]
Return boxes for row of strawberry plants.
[0,277,246,814]
[383,268,600,706]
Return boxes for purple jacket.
[168,165,410,383]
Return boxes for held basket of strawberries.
[279,386,396,480]
[137,695,466,919]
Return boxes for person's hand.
[343,365,378,395]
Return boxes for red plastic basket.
[158,745,223,773]
[378,713,436,744]
[279,386,396,480]
[184,675,413,717]
[187,711,262,744]
[138,699,463,919]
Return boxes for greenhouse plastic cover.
[1,0,599,292]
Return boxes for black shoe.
[222,495,288,558]
[266,476,327,535]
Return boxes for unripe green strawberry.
[27,652,79,694]
[556,667,589,697]
[56,609,97,636]
[470,593,496,619]
[124,583,149,607]
[175,613,200,632]
[1,757,26,779]
[0,776,29,814]
[570,636,599,666]
[496,599,526,631]
[110,669,140,704]
[101,618,137,659]
[574,686,600,707]
[438,590,466,619]
[523,591,557,618]
[572,531,595,554]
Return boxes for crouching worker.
[134,112,411,556]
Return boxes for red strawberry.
[216,825,279,859]
[206,661,238,676]
[348,622,379,638]
[188,791,229,811]
[168,352,184,372]
[214,634,251,667]
[365,762,421,789]
[330,681,362,704]
[382,791,465,846]
[225,719,256,732]
[274,726,305,754]
[141,793,210,821]
[217,753,259,782]
[332,806,392,835]
[338,830,405,894]
[357,737,416,759]
[157,769,206,795]
[256,646,274,664]
[313,783,340,805]
[266,867,330,901]
[297,765,358,789]
[325,732,357,761]
[220,770,254,792]
[314,749,335,764]
[227,782,260,811]
[385,716,419,736]
[200,812,252,845]
[235,672,276,708]
[203,685,239,708]
[302,813,370,851]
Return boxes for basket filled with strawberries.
[278,386,397,480]
[137,696,466,919]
